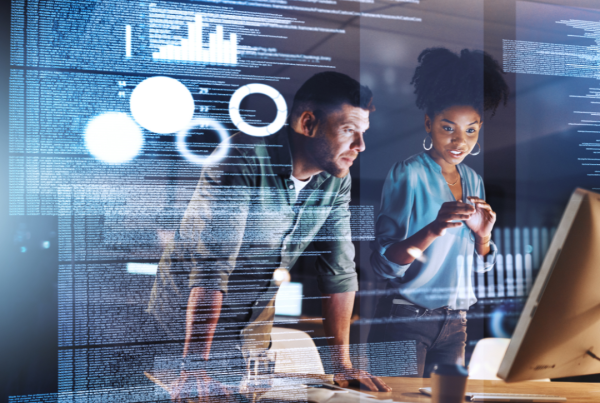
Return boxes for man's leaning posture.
[148,72,390,401]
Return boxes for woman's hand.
[429,201,476,237]
[464,196,496,239]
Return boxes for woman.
[368,48,509,378]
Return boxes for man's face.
[309,104,370,178]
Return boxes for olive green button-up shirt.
[148,127,358,351]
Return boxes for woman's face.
[425,105,482,167]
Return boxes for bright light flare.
[273,267,291,284]
[130,76,195,134]
[84,112,143,164]
[407,246,427,263]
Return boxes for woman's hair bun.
[411,47,509,117]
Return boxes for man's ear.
[297,110,319,137]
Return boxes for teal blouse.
[371,152,497,310]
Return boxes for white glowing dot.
[273,268,291,283]
[130,76,195,134]
[407,247,423,259]
[42,241,50,249]
[84,112,143,164]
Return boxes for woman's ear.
[424,114,432,133]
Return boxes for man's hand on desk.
[333,367,392,392]
[169,369,231,403]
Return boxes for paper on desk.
[258,387,402,402]
[305,388,397,403]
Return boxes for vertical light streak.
[125,25,132,58]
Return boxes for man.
[148,72,390,400]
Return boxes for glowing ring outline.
[229,84,287,137]
[177,118,230,165]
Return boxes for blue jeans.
[368,294,467,378]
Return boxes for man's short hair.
[290,72,374,123]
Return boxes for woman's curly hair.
[411,48,509,118]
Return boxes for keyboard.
[419,387,567,402]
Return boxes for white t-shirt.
[290,175,311,202]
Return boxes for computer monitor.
[498,188,600,382]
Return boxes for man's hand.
[333,367,392,392]
[322,292,392,393]
[169,370,231,403]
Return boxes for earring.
[423,134,433,151]
[470,142,481,156]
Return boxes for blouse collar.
[420,151,442,173]
[420,151,467,180]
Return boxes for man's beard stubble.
[308,129,349,179]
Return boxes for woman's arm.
[465,196,496,257]
[384,201,476,266]
[383,223,438,265]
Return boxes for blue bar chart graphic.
[150,14,238,65]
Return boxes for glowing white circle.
[273,268,291,283]
[130,76,195,134]
[84,112,143,164]
[229,84,287,137]
[177,118,230,165]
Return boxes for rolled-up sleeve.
[313,175,358,294]
[148,147,253,330]
[166,145,254,294]
[185,181,251,293]
[370,161,415,280]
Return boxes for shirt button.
[289,185,294,189]
[254,301,259,306]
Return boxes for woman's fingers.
[440,221,462,229]
[444,200,476,210]
[474,203,496,222]
[467,197,487,206]
[440,212,473,221]
[467,197,495,212]
[442,204,475,215]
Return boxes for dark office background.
[5,1,600,402]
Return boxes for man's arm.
[183,287,223,359]
[321,291,392,392]
[169,287,229,403]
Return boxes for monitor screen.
[499,188,600,382]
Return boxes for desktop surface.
[146,370,600,402]
[351,377,600,402]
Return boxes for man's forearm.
[321,291,355,370]
[183,287,223,360]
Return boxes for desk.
[146,371,600,402]
[352,378,600,402]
